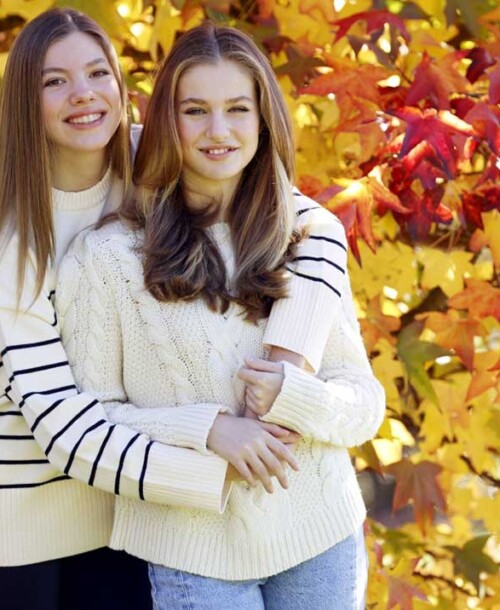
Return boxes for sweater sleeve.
[0,234,229,512]
[263,193,347,373]
[261,259,386,447]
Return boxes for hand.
[207,414,299,493]
[238,358,284,418]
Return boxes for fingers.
[243,405,259,420]
[267,436,300,472]
[246,454,275,493]
[260,421,301,444]
[244,358,283,373]
[231,458,257,487]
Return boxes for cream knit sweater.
[57,195,385,580]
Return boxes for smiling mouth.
[66,112,104,125]
[200,147,237,155]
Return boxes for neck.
[181,175,239,222]
[51,150,108,191]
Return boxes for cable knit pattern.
[57,214,385,581]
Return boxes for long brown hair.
[125,22,297,320]
[0,8,130,300]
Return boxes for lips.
[199,147,238,155]
[65,112,105,125]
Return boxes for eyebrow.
[42,57,108,75]
[179,95,255,106]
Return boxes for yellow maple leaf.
[349,239,418,300]
[417,248,475,297]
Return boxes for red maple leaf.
[332,9,410,43]
[463,102,500,156]
[489,62,500,104]
[406,52,469,109]
[465,47,496,83]
[385,459,446,534]
[390,142,447,190]
[461,183,500,229]
[388,107,478,177]
[396,186,451,241]
[326,177,409,263]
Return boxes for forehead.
[177,59,256,100]
[43,31,108,69]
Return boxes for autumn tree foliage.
[1,0,499,607]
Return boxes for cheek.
[177,120,196,150]
[41,95,58,135]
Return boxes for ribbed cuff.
[263,280,337,373]
[261,361,323,434]
[143,443,230,513]
[158,403,227,454]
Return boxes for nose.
[69,78,96,105]
[206,111,230,140]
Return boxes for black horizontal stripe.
[20,384,77,408]
[115,433,141,495]
[0,459,49,465]
[45,399,98,456]
[10,360,68,378]
[1,337,60,358]
[293,255,345,274]
[0,475,70,489]
[0,411,22,417]
[139,441,153,501]
[65,419,106,475]
[297,207,316,216]
[31,398,66,432]
[286,267,341,298]
[0,434,34,440]
[89,425,115,486]
[308,234,347,251]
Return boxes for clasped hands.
[207,358,300,494]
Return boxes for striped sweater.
[56,192,385,580]
[0,165,228,566]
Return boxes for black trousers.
[1,547,152,610]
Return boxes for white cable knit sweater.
[57,194,385,580]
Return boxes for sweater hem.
[110,482,366,581]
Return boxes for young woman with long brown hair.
[57,22,385,609]
[0,9,273,609]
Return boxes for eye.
[183,107,207,116]
[43,77,65,88]
[90,69,111,78]
[229,106,250,113]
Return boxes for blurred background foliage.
[1,1,499,608]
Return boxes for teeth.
[68,113,102,125]
[205,148,231,155]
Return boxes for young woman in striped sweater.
[0,9,270,609]
[57,23,385,609]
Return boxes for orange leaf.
[419,311,483,371]
[448,279,500,321]
[387,576,427,610]
[360,295,401,352]
[298,62,388,106]
[385,459,446,534]
[466,352,500,402]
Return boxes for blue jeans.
[148,527,367,610]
